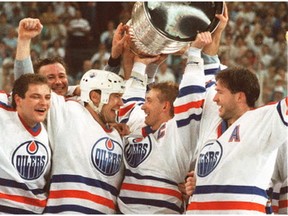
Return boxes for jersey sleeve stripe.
[125,169,178,186]
[204,68,219,76]
[272,205,279,213]
[0,178,46,195]
[279,185,288,212]
[45,204,103,214]
[194,185,267,198]
[0,205,34,214]
[123,97,145,103]
[0,101,14,111]
[277,100,288,126]
[279,200,288,209]
[0,192,47,207]
[119,117,129,124]
[48,190,115,210]
[176,113,202,127]
[205,80,216,88]
[121,183,182,200]
[174,99,204,114]
[118,103,135,117]
[51,174,118,196]
[118,196,183,213]
[178,85,205,98]
[281,186,288,194]
[187,201,266,213]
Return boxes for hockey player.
[267,141,288,214]
[0,74,51,213]
[101,21,198,203]
[116,32,212,214]
[186,4,288,214]
[43,69,126,213]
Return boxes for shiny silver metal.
[127,2,224,56]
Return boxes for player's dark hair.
[34,56,68,74]
[216,67,260,107]
[12,74,49,108]
[149,81,179,117]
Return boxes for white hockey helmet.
[80,69,125,104]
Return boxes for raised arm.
[14,18,42,79]
[104,23,130,75]
[117,53,160,127]
[202,3,228,57]
[201,3,229,86]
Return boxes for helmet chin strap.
[88,100,103,115]
[88,101,110,129]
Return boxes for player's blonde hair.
[149,81,179,117]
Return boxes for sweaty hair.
[149,81,179,117]
[11,74,49,109]
[33,56,68,74]
[216,67,260,107]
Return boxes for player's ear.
[162,100,171,113]
[237,91,247,104]
[89,90,101,106]
[14,94,22,108]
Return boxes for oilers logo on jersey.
[91,137,123,176]
[197,140,223,177]
[124,136,152,168]
[12,140,49,180]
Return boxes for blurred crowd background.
[0,2,287,106]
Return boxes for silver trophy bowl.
[128,2,224,56]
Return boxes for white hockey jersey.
[0,95,51,213]
[117,50,205,214]
[186,63,288,214]
[267,141,288,214]
[44,93,124,213]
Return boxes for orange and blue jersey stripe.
[45,174,118,213]
[119,169,184,213]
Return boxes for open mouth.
[53,86,65,94]
[35,108,47,114]
[53,86,64,91]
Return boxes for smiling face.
[16,83,51,128]
[100,93,124,124]
[213,81,240,124]
[38,63,68,96]
[141,89,166,130]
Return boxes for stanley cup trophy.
[127,2,224,56]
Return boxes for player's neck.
[86,104,108,129]
[227,107,250,127]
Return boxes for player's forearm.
[15,38,31,61]
[14,57,34,80]
[104,56,121,74]
[14,38,34,79]
[202,32,221,56]
[145,63,158,84]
